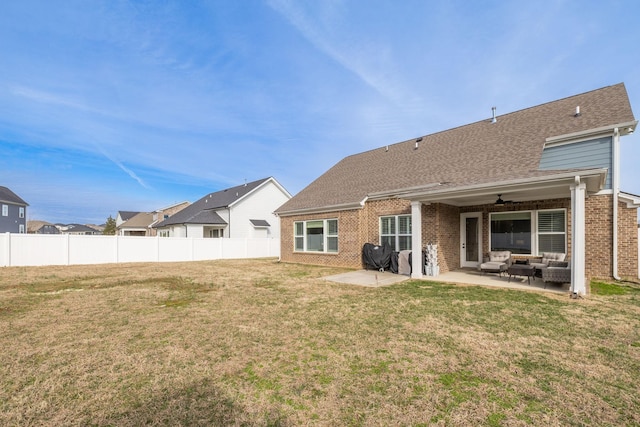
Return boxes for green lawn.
[1,259,639,426]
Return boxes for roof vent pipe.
[491,107,497,123]
[575,106,581,117]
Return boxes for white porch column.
[411,201,423,279]
[570,179,587,295]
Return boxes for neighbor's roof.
[27,220,53,233]
[118,211,140,221]
[63,224,101,233]
[118,212,154,229]
[0,186,28,206]
[154,178,272,227]
[276,83,636,215]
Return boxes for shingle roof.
[118,211,140,221]
[119,212,154,228]
[154,178,271,227]
[276,83,635,214]
[250,219,271,227]
[0,186,28,206]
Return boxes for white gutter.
[545,120,637,146]
[276,198,367,217]
[613,128,621,280]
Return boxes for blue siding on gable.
[539,136,612,189]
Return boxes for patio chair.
[541,261,571,287]
[479,251,512,276]
[530,252,566,275]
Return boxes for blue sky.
[1,1,639,224]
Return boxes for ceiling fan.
[494,194,514,206]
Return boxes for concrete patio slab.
[323,268,570,294]
[323,270,409,287]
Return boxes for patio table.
[507,264,535,285]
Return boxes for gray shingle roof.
[276,83,635,214]
[119,212,154,228]
[154,178,270,227]
[0,186,28,206]
[250,219,270,227]
[118,211,140,221]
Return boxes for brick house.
[275,83,639,295]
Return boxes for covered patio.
[398,169,608,296]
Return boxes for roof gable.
[0,186,28,206]
[119,212,154,228]
[277,83,635,214]
[154,177,272,227]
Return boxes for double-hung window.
[537,210,566,253]
[380,215,412,251]
[294,219,338,253]
[1,205,7,217]
[19,207,25,218]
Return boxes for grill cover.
[362,243,392,271]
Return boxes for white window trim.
[19,207,25,218]
[489,208,567,255]
[379,214,412,251]
[1,205,7,217]
[537,208,568,254]
[294,219,338,253]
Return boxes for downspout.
[613,128,620,280]
[227,207,231,238]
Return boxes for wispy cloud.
[267,0,417,107]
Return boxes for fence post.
[65,233,71,265]
[115,235,119,263]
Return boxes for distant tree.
[103,215,117,235]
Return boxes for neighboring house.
[154,177,291,239]
[118,212,154,236]
[58,224,102,235]
[275,83,639,295]
[0,186,28,233]
[116,211,140,228]
[27,220,60,234]
[117,201,189,236]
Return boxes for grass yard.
[1,259,639,426]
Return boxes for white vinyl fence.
[0,233,280,267]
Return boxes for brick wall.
[279,209,363,268]
[617,200,639,279]
[279,194,638,280]
[586,194,639,280]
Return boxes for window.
[294,219,338,253]
[490,209,566,255]
[19,224,25,233]
[209,229,223,238]
[19,207,24,218]
[1,205,7,216]
[537,210,566,253]
[380,215,412,251]
[490,212,531,254]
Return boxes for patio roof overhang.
[396,169,608,207]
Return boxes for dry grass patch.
[1,259,639,426]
